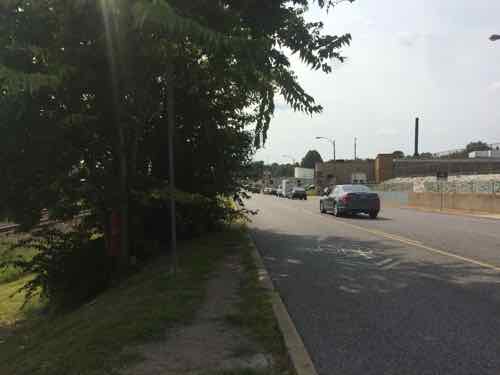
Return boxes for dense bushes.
[134,191,247,252]
[1,229,110,311]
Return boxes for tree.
[419,152,434,159]
[466,141,490,153]
[301,150,323,169]
[392,150,405,159]
[0,0,353,270]
[247,161,265,180]
[264,163,295,178]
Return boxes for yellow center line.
[301,206,500,273]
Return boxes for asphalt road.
[247,194,500,375]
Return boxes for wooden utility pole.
[166,61,178,273]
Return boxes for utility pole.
[354,137,357,160]
[414,117,420,157]
[315,137,336,161]
[166,61,178,274]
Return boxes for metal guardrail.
[0,211,91,235]
[0,223,20,234]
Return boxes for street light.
[315,136,336,161]
[490,34,500,41]
[282,154,296,165]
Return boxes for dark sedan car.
[289,187,307,200]
[320,184,380,219]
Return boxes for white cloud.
[488,81,500,93]
[397,32,421,47]
[376,127,400,136]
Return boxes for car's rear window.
[342,185,372,193]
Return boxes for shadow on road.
[336,213,392,221]
[250,228,500,375]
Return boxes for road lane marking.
[327,215,500,273]
[253,197,500,273]
[381,260,401,271]
[376,258,394,267]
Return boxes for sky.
[254,0,500,164]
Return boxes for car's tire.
[333,203,342,217]
[369,210,379,219]
[320,202,326,213]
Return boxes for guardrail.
[0,223,20,234]
[0,211,91,235]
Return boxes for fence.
[370,180,500,194]
[424,180,500,194]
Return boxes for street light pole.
[315,136,336,161]
[354,137,357,160]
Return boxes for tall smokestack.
[414,117,419,157]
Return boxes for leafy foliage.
[393,150,405,159]
[466,141,491,153]
[0,0,353,305]
[1,229,109,310]
[301,149,323,168]
[264,163,296,178]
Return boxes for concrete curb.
[246,232,318,375]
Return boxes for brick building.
[314,154,500,193]
[315,159,375,192]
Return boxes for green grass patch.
[225,232,293,375]
[0,229,244,375]
[203,370,268,375]
[0,275,42,326]
[0,236,37,283]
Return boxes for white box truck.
[282,179,294,198]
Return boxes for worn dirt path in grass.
[122,254,272,375]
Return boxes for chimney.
[414,117,419,157]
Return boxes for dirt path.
[122,254,272,375]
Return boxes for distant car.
[270,188,278,196]
[320,184,380,219]
[276,188,284,197]
[289,187,307,200]
[248,185,260,193]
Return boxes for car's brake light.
[339,194,351,204]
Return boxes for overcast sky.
[254,0,500,164]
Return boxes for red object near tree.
[108,211,121,257]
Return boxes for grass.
[224,233,293,375]
[203,370,268,375]
[0,275,41,326]
[0,229,244,375]
[0,235,37,284]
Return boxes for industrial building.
[315,154,500,193]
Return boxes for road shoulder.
[247,231,319,375]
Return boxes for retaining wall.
[409,192,500,214]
